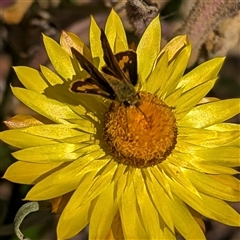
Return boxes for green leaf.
[14,202,51,240]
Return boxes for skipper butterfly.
[70,29,139,106]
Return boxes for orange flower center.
[104,91,177,168]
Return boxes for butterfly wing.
[115,50,138,86]
[100,29,138,86]
[70,48,115,99]
[70,32,138,104]
[70,77,115,99]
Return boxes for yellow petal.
[105,211,124,240]
[169,176,240,226]
[57,200,90,239]
[3,161,61,184]
[193,163,238,175]
[178,127,240,147]
[69,94,108,117]
[81,161,117,205]
[164,87,184,108]
[209,162,238,175]
[51,192,73,214]
[105,9,128,52]
[189,208,206,233]
[119,182,148,239]
[133,170,166,239]
[161,35,188,62]
[180,99,240,128]
[89,16,104,68]
[179,57,225,92]
[199,97,220,104]
[183,170,240,201]
[11,87,80,124]
[112,165,129,202]
[89,183,117,240]
[4,114,46,129]
[174,143,240,173]
[200,193,240,226]
[57,164,117,240]
[207,122,240,131]
[144,52,168,94]
[209,175,240,191]
[22,124,90,140]
[1,129,56,148]
[193,146,240,167]
[13,143,100,163]
[25,152,106,201]
[160,44,191,98]
[150,166,173,199]
[175,79,217,120]
[57,170,100,210]
[173,151,238,175]
[60,31,92,61]
[137,15,161,85]
[40,65,63,85]
[43,34,75,80]
[162,163,200,197]
[14,66,47,93]
[167,195,206,240]
[145,169,174,232]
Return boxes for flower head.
[2,9,240,240]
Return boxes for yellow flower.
[1,9,240,240]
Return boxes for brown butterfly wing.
[100,29,130,81]
[115,50,137,86]
[100,29,138,86]
[70,48,115,99]
[70,77,115,99]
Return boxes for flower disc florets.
[104,91,178,168]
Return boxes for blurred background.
[0,0,239,239]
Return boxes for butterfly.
[70,29,139,106]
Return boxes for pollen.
[104,91,177,168]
